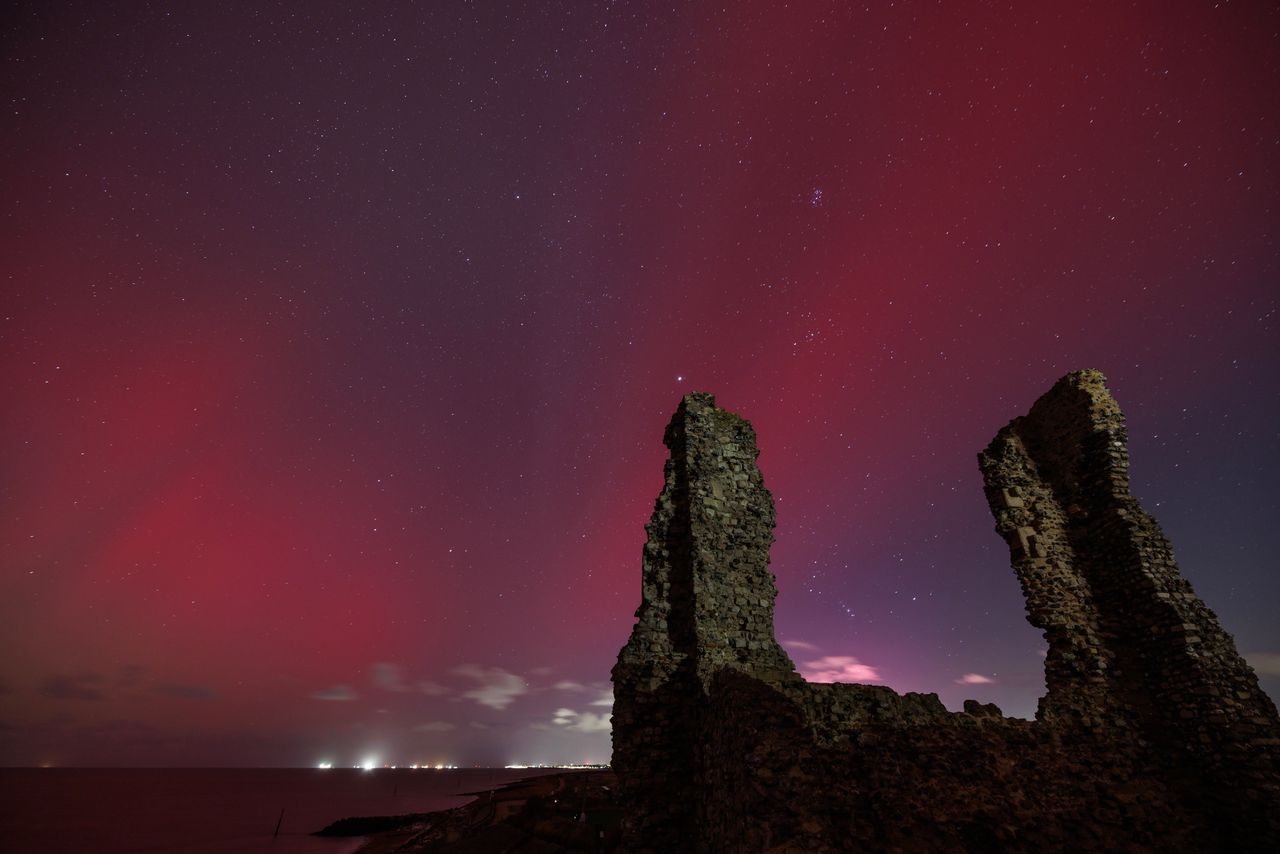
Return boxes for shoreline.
[314,769,619,852]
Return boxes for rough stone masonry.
[612,372,1279,852]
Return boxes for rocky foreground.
[314,769,620,852]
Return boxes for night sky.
[2,1,1277,768]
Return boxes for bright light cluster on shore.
[504,763,610,770]
[317,759,461,770]
[314,758,607,770]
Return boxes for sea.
[0,767,538,854]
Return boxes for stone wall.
[978,369,1280,841]
[700,668,1217,852]
[612,376,1280,852]
[610,393,801,849]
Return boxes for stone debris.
[612,375,1280,852]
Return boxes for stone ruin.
[611,371,1279,852]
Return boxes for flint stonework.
[612,375,1279,852]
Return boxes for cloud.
[413,721,456,733]
[454,665,527,710]
[41,673,105,701]
[552,707,612,733]
[1247,652,1280,676]
[529,722,551,731]
[956,673,995,685]
[308,684,357,701]
[370,663,407,692]
[800,656,882,684]
[469,721,490,730]
[782,639,820,653]
[555,681,613,709]
[418,680,451,696]
[154,683,217,700]
[571,712,612,733]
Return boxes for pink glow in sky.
[2,1,1278,766]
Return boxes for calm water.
[0,767,535,853]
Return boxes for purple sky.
[2,1,1277,767]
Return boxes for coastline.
[0,767,535,854]
[314,769,619,852]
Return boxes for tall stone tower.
[611,393,799,850]
[979,369,1280,839]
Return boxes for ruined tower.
[612,377,1279,852]
[611,392,800,848]
[978,368,1280,839]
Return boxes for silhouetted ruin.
[612,372,1280,852]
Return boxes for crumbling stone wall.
[612,376,1280,852]
[699,668,1218,852]
[979,369,1280,841]
[611,393,801,849]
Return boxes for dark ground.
[315,770,620,853]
